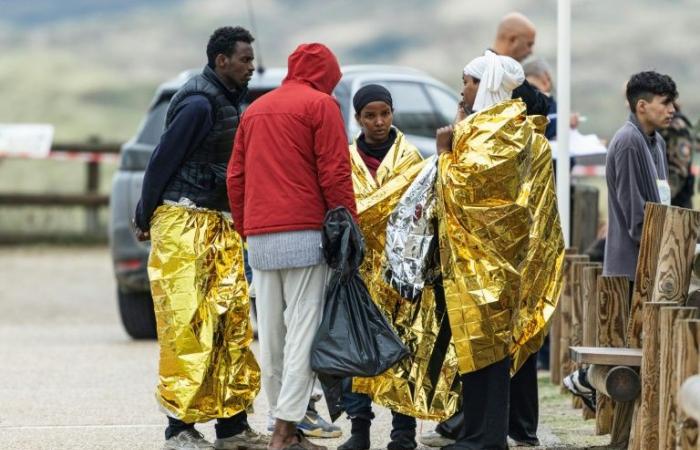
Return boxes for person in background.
[564,71,678,409]
[523,58,580,140]
[659,102,697,208]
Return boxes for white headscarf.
[463,50,525,112]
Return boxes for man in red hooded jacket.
[227,43,357,450]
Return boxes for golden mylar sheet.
[148,204,260,422]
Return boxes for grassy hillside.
[1,0,698,143]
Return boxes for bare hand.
[454,101,468,124]
[436,125,454,155]
[132,218,150,241]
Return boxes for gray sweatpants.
[252,263,329,422]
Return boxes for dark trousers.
[508,352,539,444]
[442,357,511,450]
[342,379,416,442]
[437,353,539,446]
[165,411,248,439]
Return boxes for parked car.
[109,65,460,339]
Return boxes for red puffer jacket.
[227,43,358,238]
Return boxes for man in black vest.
[134,27,268,450]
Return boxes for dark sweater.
[134,95,212,231]
[603,114,668,280]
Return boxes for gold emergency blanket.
[349,129,461,421]
[437,99,564,375]
[148,205,260,423]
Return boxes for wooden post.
[636,301,677,450]
[658,307,698,450]
[628,204,700,347]
[675,320,700,450]
[571,261,600,410]
[597,276,630,438]
[582,266,603,420]
[85,135,101,236]
[550,248,579,384]
[560,254,589,393]
[550,302,562,385]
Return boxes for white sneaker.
[419,430,456,448]
[164,429,215,449]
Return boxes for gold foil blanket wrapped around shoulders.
[349,130,461,421]
[437,99,564,375]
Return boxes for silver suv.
[109,65,460,338]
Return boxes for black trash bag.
[311,207,409,420]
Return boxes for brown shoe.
[296,431,327,450]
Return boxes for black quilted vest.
[161,65,246,212]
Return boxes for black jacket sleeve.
[512,79,552,116]
[134,95,213,231]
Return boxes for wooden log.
[675,320,700,450]
[627,203,669,349]
[658,307,698,450]
[596,276,630,437]
[628,204,700,348]
[560,254,590,393]
[686,290,700,309]
[637,301,677,450]
[588,364,640,402]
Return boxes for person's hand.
[131,218,150,241]
[436,125,454,156]
[570,112,580,129]
[454,101,468,125]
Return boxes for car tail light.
[116,259,143,271]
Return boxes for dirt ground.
[0,246,610,449]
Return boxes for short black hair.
[626,71,677,113]
[206,26,254,68]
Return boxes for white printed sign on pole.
[0,124,54,158]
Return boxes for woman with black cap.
[339,84,423,450]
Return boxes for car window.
[136,99,169,146]
[426,85,459,126]
[383,82,440,138]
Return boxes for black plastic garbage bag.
[311,207,409,420]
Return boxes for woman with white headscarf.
[425,50,563,450]
[436,50,525,154]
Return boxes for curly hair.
[626,71,678,113]
[206,26,254,68]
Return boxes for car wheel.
[117,289,157,339]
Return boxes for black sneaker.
[563,369,596,410]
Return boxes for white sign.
[0,124,54,158]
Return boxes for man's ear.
[214,53,228,69]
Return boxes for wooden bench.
[569,346,642,367]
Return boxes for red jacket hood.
[283,43,341,94]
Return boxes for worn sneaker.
[419,430,456,448]
[297,409,342,438]
[563,369,596,410]
[164,428,215,450]
[214,427,270,450]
